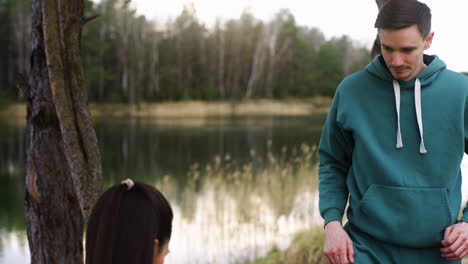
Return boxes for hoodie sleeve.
[460,82,468,222]
[318,87,354,226]
[465,79,468,156]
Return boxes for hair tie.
[121,178,134,190]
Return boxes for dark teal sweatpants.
[344,223,461,264]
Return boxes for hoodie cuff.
[322,208,343,226]
[459,213,468,223]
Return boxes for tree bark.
[371,0,390,59]
[97,4,106,100]
[245,32,266,99]
[376,0,389,8]
[217,27,225,98]
[26,0,102,263]
[265,22,281,98]
[14,1,31,90]
[149,32,160,98]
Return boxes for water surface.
[0,115,326,264]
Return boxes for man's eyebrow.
[401,46,418,50]
[381,44,393,49]
[381,44,418,50]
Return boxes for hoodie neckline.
[365,54,446,89]
[364,54,446,154]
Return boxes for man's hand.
[441,222,468,260]
[323,221,355,264]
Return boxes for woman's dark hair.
[86,180,173,264]
[374,0,432,38]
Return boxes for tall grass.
[247,228,325,264]
[176,142,319,221]
[157,142,322,263]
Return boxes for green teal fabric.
[344,223,460,263]
[319,54,468,255]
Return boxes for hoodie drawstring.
[414,79,427,153]
[393,80,403,149]
[392,79,427,154]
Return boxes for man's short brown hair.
[375,0,432,38]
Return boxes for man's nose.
[391,53,404,67]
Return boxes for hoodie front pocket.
[353,184,452,248]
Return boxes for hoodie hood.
[365,54,446,89]
[365,54,447,154]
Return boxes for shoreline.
[0,98,331,122]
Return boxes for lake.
[2,115,468,264]
[0,115,327,264]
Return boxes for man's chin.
[391,71,411,82]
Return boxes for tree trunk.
[376,0,389,8]
[371,0,389,59]
[97,5,106,101]
[265,22,281,98]
[149,32,160,98]
[14,1,31,91]
[217,27,225,99]
[176,36,184,99]
[26,0,102,263]
[245,27,267,99]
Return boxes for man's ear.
[424,32,434,50]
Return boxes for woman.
[86,179,173,264]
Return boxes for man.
[318,0,468,263]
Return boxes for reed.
[175,142,319,221]
[155,142,322,263]
[247,227,325,264]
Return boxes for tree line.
[1,0,370,104]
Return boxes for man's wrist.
[324,220,342,230]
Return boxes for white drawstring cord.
[392,79,427,154]
[414,79,427,154]
[393,80,403,149]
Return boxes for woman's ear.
[152,239,160,264]
[153,239,169,264]
[154,239,160,251]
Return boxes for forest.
[0,0,371,105]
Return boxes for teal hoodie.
[319,54,468,248]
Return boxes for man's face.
[379,25,434,82]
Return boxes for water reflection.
[1,115,468,263]
[0,121,25,232]
[94,115,325,184]
[0,115,326,264]
[167,190,320,264]
[0,116,468,264]
[0,230,29,264]
[158,143,322,263]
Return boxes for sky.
[130,0,468,72]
